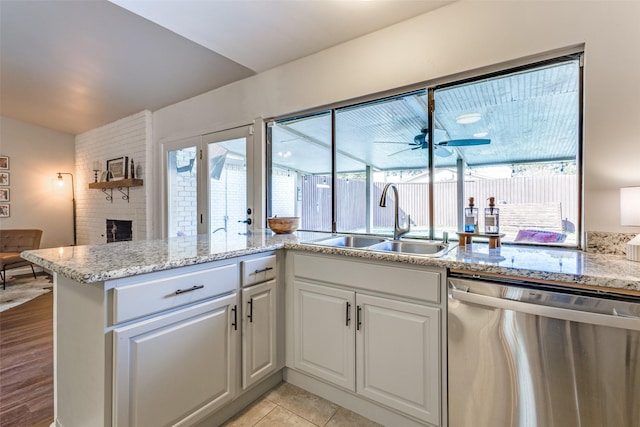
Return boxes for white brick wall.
[271,167,297,217]
[210,163,246,235]
[75,111,152,245]
[168,147,197,237]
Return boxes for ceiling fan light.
[456,113,481,124]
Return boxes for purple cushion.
[515,230,566,243]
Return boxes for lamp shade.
[621,187,640,226]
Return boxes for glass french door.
[203,127,251,237]
[164,126,253,238]
[166,137,200,237]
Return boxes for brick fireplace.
[106,219,133,243]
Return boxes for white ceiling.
[0,0,452,135]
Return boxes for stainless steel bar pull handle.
[450,287,640,331]
[247,298,253,322]
[254,267,273,274]
[174,285,204,295]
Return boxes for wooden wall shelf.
[88,179,143,190]
[88,179,143,203]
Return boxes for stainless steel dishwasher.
[448,275,640,427]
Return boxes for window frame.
[266,52,584,248]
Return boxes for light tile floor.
[222,382,383,427]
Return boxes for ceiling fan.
[376,128,490,157]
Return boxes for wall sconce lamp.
[57,172,77,246]
[620,186,640,262]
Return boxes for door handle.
[346,302,351,326]
[356,305,362,330]
[231,305,238,330]
[247,298,253,323]
[238,218,252,225]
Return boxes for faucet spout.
[379,183,410,240]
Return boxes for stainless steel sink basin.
[310,235,388,248]
[309,234,451,257]
[368,240,449,256]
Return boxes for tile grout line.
[250,402,278,427]
[319,406,339,427]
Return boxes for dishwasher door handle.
[450,287,640,331]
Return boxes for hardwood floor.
[0,288,54,427]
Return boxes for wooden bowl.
[268,217,300,234]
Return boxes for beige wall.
[0,116,76,248]
[153,0,640,237]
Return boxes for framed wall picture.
[0,172,8,186]
[107,156,128,181]
[0,156,8,170]
[0,204,9,218]
[0,188,9,202]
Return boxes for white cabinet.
[356,294,440,424]
[113,292,239,427]
[50,252,283,427]
[242,279,277,389]
[240,254,279,391]
[288,253,445,426]
[110,253,282,427]
[293,281,355,391]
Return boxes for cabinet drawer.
[113,263,238,324]
[241,255,276,287]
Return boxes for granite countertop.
[22,230,640,293]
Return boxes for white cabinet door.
[242,279,277,389]
[356,294,440,425]
[113,294,239,427]
[293,281,356,391]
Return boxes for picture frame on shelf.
[0,188,9,202]
[0,172,9,186]
[0,204,9,218]
[100,171,108,182]
[106,156,128,181]
[0,156,8,170]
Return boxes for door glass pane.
[269,112,332,232]
[335,91,430,238]
[167,146,198,237]
[208,137,247,235]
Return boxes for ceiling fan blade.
[437,138,490,147]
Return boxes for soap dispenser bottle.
[484,197,500,234]
[464,197,478,233]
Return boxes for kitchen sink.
[368,240,449,256]
[309,234,451,257]
[310,235,388,248]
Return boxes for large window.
[268,54,582,246]
[268,112,332,232]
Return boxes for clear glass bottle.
[464,197,478,233]
[484,197,500,234]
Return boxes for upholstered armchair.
[0,229,43,289]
